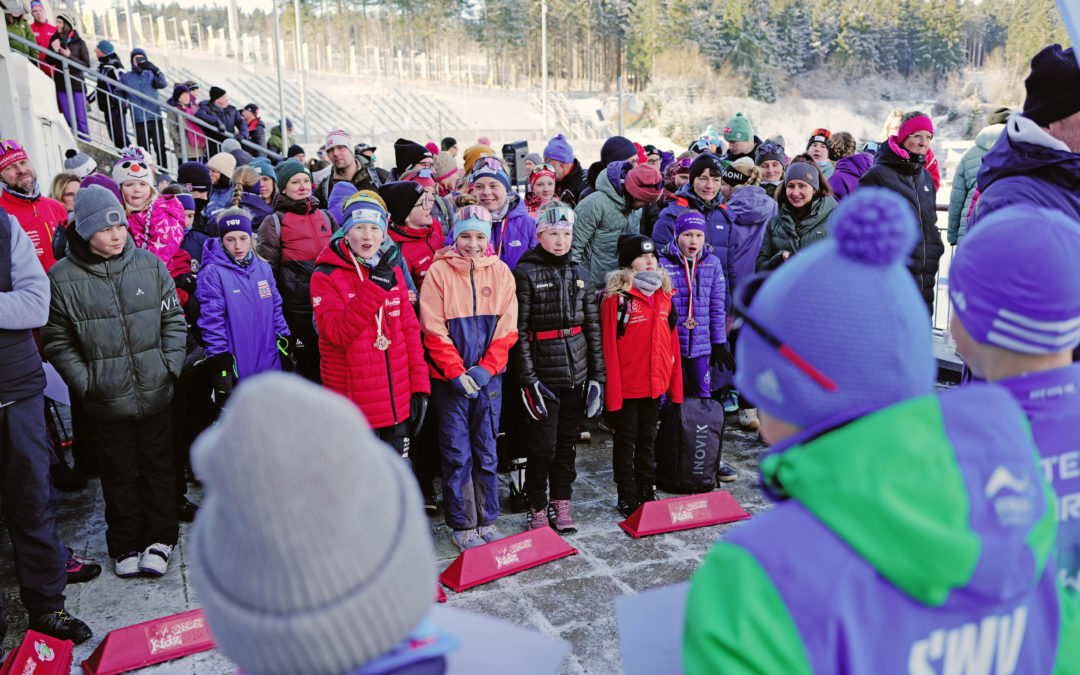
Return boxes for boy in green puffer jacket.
[43,185,187,580]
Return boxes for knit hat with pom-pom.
[734,187,935,428]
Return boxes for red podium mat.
[619,491,751,538]
[0,631,73,675]
[81,609,215,674]
[439,526,577,592]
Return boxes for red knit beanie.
[624,165,664,203]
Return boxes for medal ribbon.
[682,252,697,325]
[349,246,389,343]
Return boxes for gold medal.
[374,335,391,351]
[683,317,698,329]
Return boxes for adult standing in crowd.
[6,10,36,58]
[858,112,943,315]
[804,128,833,179]
[47,12,90,141]
[572,161,663,285]
[972,44,1080,225]
[165,84,206,162]
[267,118,293,156]
[240,104,266,156]
[0,140,66,272]
[255,158,335,384]
[543,134,586,206]
[756,161,837,272]
[720,113,760,163]
[0,206,93,645]
[316,130,388,208]
[947,107,1009,246]
[93,40,127,149]
[119,49,168,169]
[29,1,55,77]
[441,136,458,156]
[195,86,247,157]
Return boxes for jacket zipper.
[108,259,143,415]
[561,265,574,384]
[469,260,480,372]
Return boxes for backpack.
[270,209,334,238]
[655,397,724,493]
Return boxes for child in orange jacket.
[418,205,518,552]
[601,233,682,517]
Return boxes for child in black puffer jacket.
[511,202,605,534]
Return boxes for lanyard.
[496,216,509,259]
[681,253,699,329]
[349,247,391,350]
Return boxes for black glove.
[710,343,736,372]
[368,257,397,292]
[146,61,160,74]
[210,352,236,407]
[173,272,196,294]
[409,392,429,436]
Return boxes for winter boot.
[738,408,760,430]
[50,460,86,492]
[547,500,578,534]
[616,484,639,518]
[450,529,484,552]
[525,506,549,531]
[477,524,505,543]
[638,483,658,504]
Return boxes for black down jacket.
[511,246,605,390]
[43,233,187,421]
[858,140,944,314]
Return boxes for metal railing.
[933,205,955,337]
[8,32,281,169]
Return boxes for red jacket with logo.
[311,237,429,429]
[388,217,444,290]
[601,285,683,411]
[0,189,65,271]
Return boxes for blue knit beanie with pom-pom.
[734,187,936,428]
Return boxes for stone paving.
[0,414,770,674]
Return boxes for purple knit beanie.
[734,187,934,427]
[674,211,707,237]
[79,173,123,204]
[950,205,1080,354]
[543,134,574,164]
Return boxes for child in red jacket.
[311,192,430,456]
[602,233,682,516]
[419,205,518,552]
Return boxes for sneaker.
[616,485,640,518]
[722,392,739,413]
[450,528,484,552]
[28,609,92,645]
[578,430,592,443]
[716,463,739,483]
[738,408,760,430]
[138,543,173,576]
[477,524,505,543]
[50,460,86,492]
[525,506,549,531]
[546,500,578,534]
[177,497,199,522]
[115,551,140,578]
[66,556,102,584]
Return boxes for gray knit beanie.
[63,150,97,179]
[73,185,126,240]
[189,372,436,675]
[220,138,242,154]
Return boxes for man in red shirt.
[0,139,67,271]
[29,1,56,77]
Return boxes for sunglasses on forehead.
[0,139,25,154]
[532,162,555,174]
[733,272,838,392]
[472,156,504,172]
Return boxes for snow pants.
[525,385,583,510]
[612,397,660,491]
[0,392,67,640]
[432,376,501,531]
[57,90,89,141]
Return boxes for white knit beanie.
[189,373,436,675]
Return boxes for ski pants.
[432,376,501,531]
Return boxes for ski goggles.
[666,157,693,176]
[535,205,575,232]
[472,156,505,173]
[733,272,837,391]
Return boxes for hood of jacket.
[272,193,319,216]
[389,220,435,243]
[978,114,1080,193]
[517,243,572,268]
[759,388,1055,608]
[432,245,501,275]
[596,161,631,208]
[129,47,147,69]
[873,136,926,176]
[98,52,123,70]
[201,236,254,271]
[835,152,874,176]
[777,194,837,236]
[317,225,406,272]
[726,185,778,226]
[975,123,1005,151]
[659,240,712,265]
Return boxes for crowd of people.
[1,9,1079,669]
